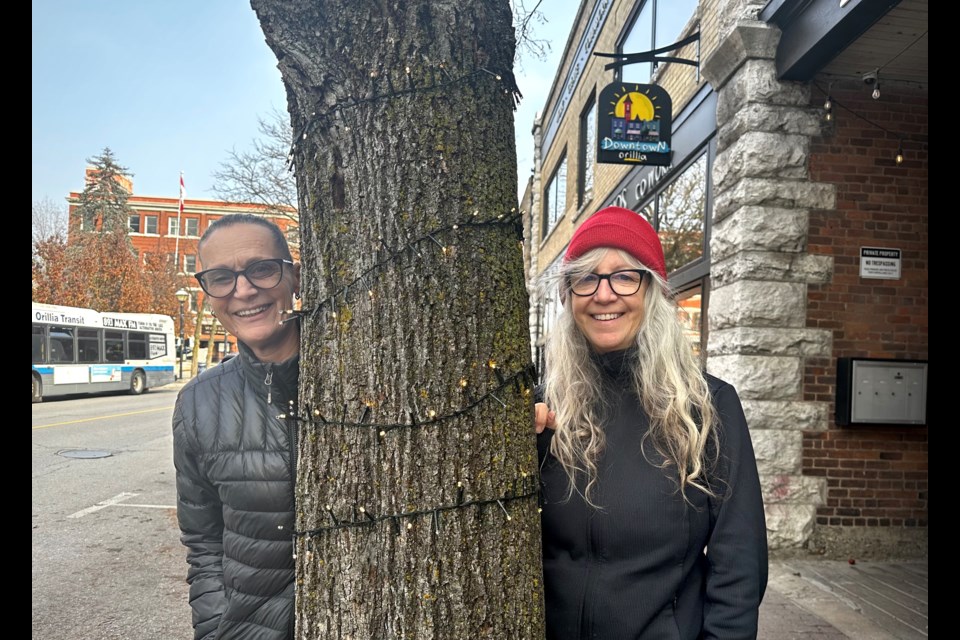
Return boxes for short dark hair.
[198,214,293,261]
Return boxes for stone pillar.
[701,7,834,551]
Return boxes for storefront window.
[657,153,706,273]
[676,284,703,361]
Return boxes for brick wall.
[804,79,928,529]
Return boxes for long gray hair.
[539,248,718,506]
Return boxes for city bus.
[32,302,177,403]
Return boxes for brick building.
[67,170,298,361]
[522,0,927,557]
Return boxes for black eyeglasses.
[569,269,647,297]
[194,258,293,298]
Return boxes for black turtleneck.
[536,351,768,639]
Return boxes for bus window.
[32,326,45,364]
[50,327,75,363]
[105,331,125,363]
[128,332,148,360]
[78,328,100,363]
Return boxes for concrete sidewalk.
[759,558,928,639]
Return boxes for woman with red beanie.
[534,205,768,639]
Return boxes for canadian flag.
[179,172,186,216]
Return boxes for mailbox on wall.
[836,358,927,426]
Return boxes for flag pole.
[175,171,184,273]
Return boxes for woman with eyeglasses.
[173,213,301,640]
[533,206,768,639]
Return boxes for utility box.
[836,358,927,426]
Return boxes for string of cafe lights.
[278,210,524,325]
[817,81,927,166]
[277,364,537,434]
[274,61,534,547]
[281,361,541,542]
[866,29,929,102]
[292,475,541,543]
[276,207,537,543]
[286,64,521,171]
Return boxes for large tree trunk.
[252,2,544,638]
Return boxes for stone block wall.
[700,2,835,551]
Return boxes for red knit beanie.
[564,206,667,280]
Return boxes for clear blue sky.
[32,1,580,212]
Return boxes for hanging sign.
[597,82,673,166]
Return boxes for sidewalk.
[760,557,928,639]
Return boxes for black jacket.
[173,341,299,640]
[537,350,768,639]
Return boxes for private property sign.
[859,247,901,279]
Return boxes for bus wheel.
[129,370,146,395]
[32,375,42,403]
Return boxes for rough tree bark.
[252,1,544,638]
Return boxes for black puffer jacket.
[173,341,299,640]
[537,349,768,639]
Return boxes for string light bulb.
[896,142,904,165]
[872,80,880,100]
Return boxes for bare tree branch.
[512,0,551,74]
[32,197,68,249]
[211,106,299,234]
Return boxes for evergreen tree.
[74,147,135,234]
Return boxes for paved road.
[32,386,194,640]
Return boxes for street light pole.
[175,289,189,380]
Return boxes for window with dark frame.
[78,328,100,363]
[543,153,568,240]
[49,326,75,363]
[636,153,707,275]
[578,96,596,209]
[128,332,148,360]
[32,326,45,364]
[675,283,704,362]
[657,153,706,273]
[105,331,125,362]
[618,0,698,85]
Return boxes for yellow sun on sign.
[610,88,658,121]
